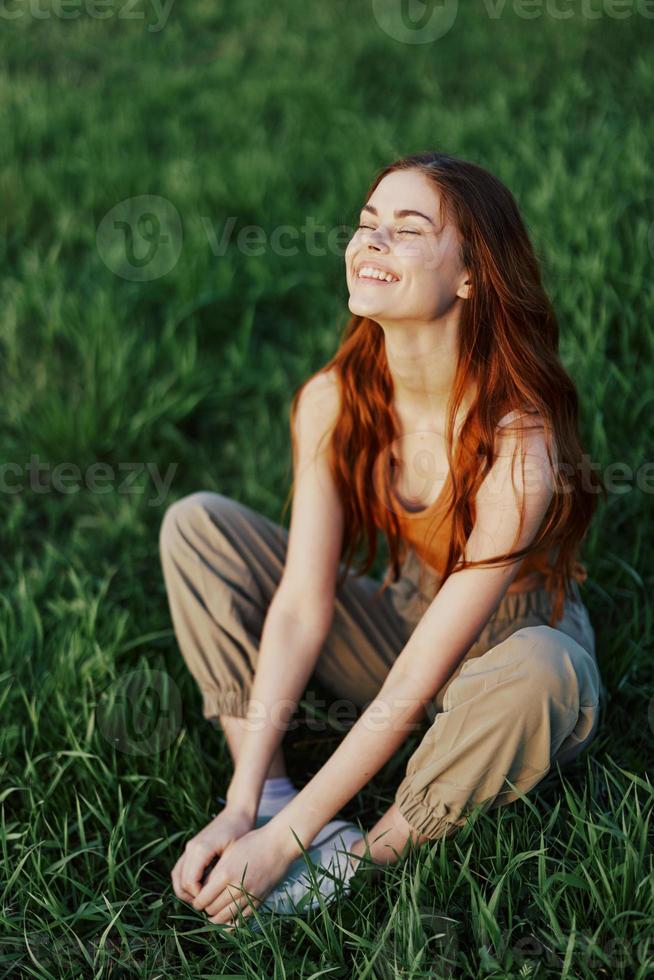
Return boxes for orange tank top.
[372,412,588,598]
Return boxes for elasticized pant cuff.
[395,781,465,841]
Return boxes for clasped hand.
[171,805,296,928]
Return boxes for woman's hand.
[190,823,295,927]
[171,804,255,905]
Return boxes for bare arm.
[267,412,556,857]
[226,369,345,817]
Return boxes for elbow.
[270,586,334,638]
[382,658,430,697]
[378,672,436,723]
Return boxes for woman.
[159,151,605,929]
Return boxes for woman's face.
[345,169,470,324]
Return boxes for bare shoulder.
[294,367,342,454]
[298,366,340,412]
[494,407,551,451]
[495,406,547,432]
[279,367,345,619]
[495,409,557,469]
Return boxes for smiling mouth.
[355,264,400,284]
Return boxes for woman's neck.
[381,315,469,426]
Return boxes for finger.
[232,901,256,927]
[171,856,183,897]
[209,886,257,926]
[207,881,251,921]
[204,879,242,918]
[221,900,257,932]
[180,844,215,899]
[192,867,227,912]
[207,878,261,921]
[204,870,257,918]
[200,855,245,915]
[171,856,196,904]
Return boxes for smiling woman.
[331,155,601,627]
[160,151,605,929]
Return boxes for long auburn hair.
[281,151,605,627]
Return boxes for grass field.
[1,0,653,976]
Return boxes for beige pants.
[159,491,604,839]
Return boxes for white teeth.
[357,265,399,283]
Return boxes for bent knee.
[159,491,234,553]
[494,625,579,703]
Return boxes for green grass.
[1,0,653,976]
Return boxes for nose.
[365,228,389,252]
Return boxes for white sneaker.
[236,821,363,932]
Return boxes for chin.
[348,297,384,318]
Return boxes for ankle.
[256,776,299,819]
[266,767,289,779]
[263,775,294,789]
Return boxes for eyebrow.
[360,203,437,227]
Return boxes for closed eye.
[357,224,420,235]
